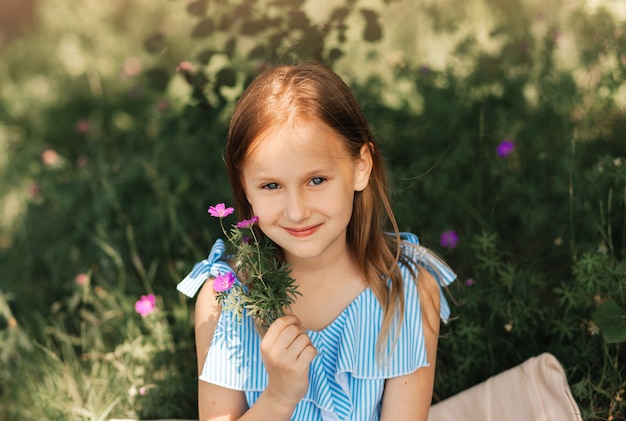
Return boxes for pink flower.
[139,387,146,395]
[41,149,60,167]
[76,155,88,169]
[235,216,259,228]
[28,183,41,199]
[465,278,474,286]
[213,272,236,293]
[123,57,142,77]
[440,230,459,249]
[157,98,169,112]
[208,203,234,218]
[75,273,89,286]
[496,139,515,158]
[176,61,194,73]
[135,294,156,317]
[75,119,90,134]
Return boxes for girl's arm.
[379,269,442,421]
[195,280,316,421]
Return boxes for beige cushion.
[429,353,582,421]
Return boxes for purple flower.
[496,139,515,158]
[465,278,474,286]
[440,230,459,249]
[208,203,234,218]
[213,272,236,293]
[235,216,259,228]
[135,294,156,317]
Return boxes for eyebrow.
[251,165,336,181]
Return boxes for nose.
[284,188,310,223]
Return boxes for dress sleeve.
[335,232,456,380]
[176,239,237,298]
[176,239,265,390]
[399,231,456,322]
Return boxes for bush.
[0,0,624,419]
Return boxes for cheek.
[245,193,273,220]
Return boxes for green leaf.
[242,18,281,36]
[191,18,215,38]
[224,37,237,58]
[296,27,324,60]
[197,48,216,65]
[593,300,626,343]
[143,33,166,54]
[144,67,170,91]
[248,45,267,60]
[330,6,350,21]
[187,0,207,16]
[288,10,310,31]
[215,68,237,88]
[328,48,344,62]
[361,9,382,42]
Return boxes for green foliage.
[0,0,625,420]
[212,213,300,329]
[594,300,626,344]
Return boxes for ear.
[354,143,373,192]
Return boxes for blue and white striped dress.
[177,232,456,421]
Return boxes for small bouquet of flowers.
[208,203,300,329]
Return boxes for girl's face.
[241,119,372,266]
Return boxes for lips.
[284,224,321,238]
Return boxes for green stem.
[249,228,268,289]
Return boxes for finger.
[277,330,316,363]
[262,315,302,350]
[265,315,300,338]
[271,324,308,355]
[298,344,317,363]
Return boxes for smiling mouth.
[285,224,320,238]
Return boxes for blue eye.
[310,177,326,186]
[262,182,280,190]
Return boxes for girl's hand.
[260,315,317,411]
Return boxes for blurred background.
[0,0,625,419]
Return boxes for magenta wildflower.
[496,139,515,158]
[213,272,236,293]
[208,203,234,218]
[465,278,474,286]
[235,216,259,228]
[440,230,459,249]
[135,294,156,317]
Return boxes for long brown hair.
[225,63,429,355]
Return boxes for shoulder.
[194,278,222,372]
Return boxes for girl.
[177,63,456,421]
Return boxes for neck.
[285,245,368,331]
[290,247,361,288]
